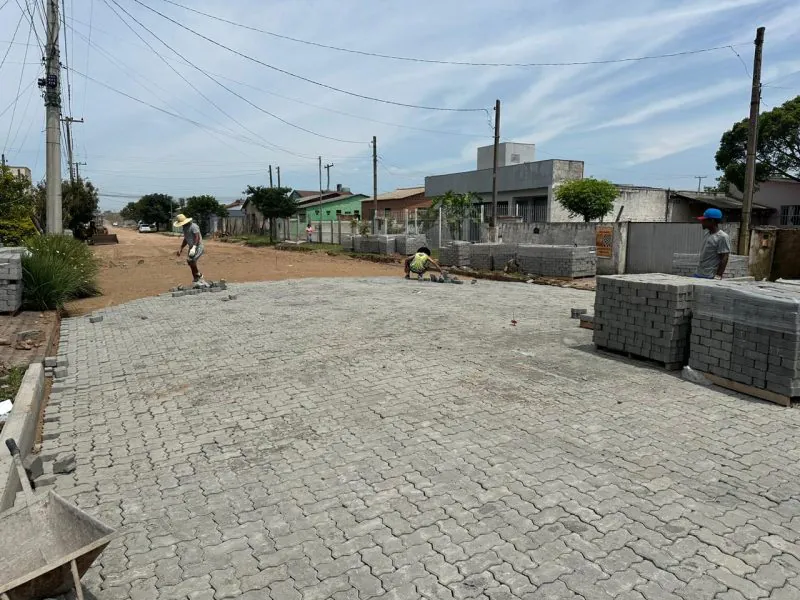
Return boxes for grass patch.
[0,365,26,401]
[22,235,100,310]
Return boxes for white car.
[138,223,154,233]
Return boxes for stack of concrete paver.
[672,253,749,278]
[469,244,492,271]
[377,235,397,255]
[689,281,800,397]
[594,274,701,369]
[395,234,427,256]
[491,244,517,271]
[0,247,23,313]
[351,235,363,252]
[518,245,596,278]
[439,241,471,267]
[359,236,380,254]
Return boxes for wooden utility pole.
[372,136,377,233]
[324,163,334,191]
[739,26,765,256]
[491,99,500,241]
[44,0,63,233]
[276,166,281,188]
[268,165,273,187]
[695,176,707,193]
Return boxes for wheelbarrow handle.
[5,438,20,456]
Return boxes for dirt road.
[66,228,400,315]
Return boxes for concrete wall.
[477,143,536,170]
[548,185,670,223]
[499,221,596,245]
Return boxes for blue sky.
[1,0,799,211]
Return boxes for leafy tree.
[715,95,800,190]
[244,185,296,242]
[120,202,138,222]
[555,178,618,222]
[136,193,175,230]
[62,177,99,232]
[1,168,37,244]
[428,191,478,240]
[184,195,227,235]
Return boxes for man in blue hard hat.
[695,208,730,279]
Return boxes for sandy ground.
[66,228,400,315]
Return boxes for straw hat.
[173,214,193,228]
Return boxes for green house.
[297,193,367,222]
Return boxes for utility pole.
[372,135,377,233]
[695,176,707,193]
[276,166,281,188]
[491,99,500,242]
[75,161,86,180]
[318,156,323,243]
[324,163,334,191]
[739,26,765,256]
[43,0,63,233]
[268,165,273,188]
[62,117,83,184]
[1,153,5,168]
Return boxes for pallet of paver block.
[351,235,363,252]
[672,253,750,278]
[469,244,493,271]
[594,274,708,369]
[689,281,800,405]
[376,235,397,255]
[0,247,24,313]
[490,244,517,271]
[340,233,354,251]
[395,234,427,255]
[517,245,596,278]
[439,241,471,267]
[359,236,381,254]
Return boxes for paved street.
[43,278,800,599]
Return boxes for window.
[336,210,342,215]
[326,210,331,215]
[510,153,520,163]
[497,201,509,216]
[780,205,800,226]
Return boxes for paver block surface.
[39,278,800,599]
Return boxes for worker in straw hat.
[174,214,205,283]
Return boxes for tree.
[428,191,478,240]
[136,193,175,230]
[62,177,99,232]
[715,95,800,190]
[184,195,227,235]
[120,202,138,222]
[0,166,36,244]
[244,185,296,242]
[555,178,618,222]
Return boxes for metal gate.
[625,222,740,274]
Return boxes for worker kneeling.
[404,247,443,280]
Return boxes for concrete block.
[53,452,76,474]
[89,315,104,323]
[44,356,57,368]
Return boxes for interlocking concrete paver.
[37,278,800,599]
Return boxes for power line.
[128,0,489,113]
[0,9,25,73]
[105,0,366,145]
[154,0,743,69]
[0,79,35,119]
[3,14,33,156]
[66,65,330,160]
[80,0,93,114]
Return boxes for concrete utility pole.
[75,161,86,180]
[739,26,765,256]
[491,99,500,242]
[318,156,323,242]
[372,135,377,233]
[62,117,83,184]
[276,166,280,188]
[695,176,707,193]
[44,0,63,233]
[324,163,334,191]
[268,165,273,187]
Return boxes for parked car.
[138,223,155,233]
[112,222,118,227]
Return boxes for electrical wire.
[67,65,331,160]
[128,0,490,113]
[16,0,44,54]
[0,79,35,119]
[154,0,743,69]
[60,0,74,117]
[0,10,25,73]
[106,0,366,145]
[81,0,93,115]
[2,14,33,155]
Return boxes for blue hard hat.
[698,208,723,221]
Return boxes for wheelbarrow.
[0,439,116,600]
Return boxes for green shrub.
[21,235,100,309]
[0,216,37,246]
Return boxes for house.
[297,190,368,222]
[5,165,31,180]
[425,143,584,222]
[225,199,245,218]
[668,190,773,224]
[727,178,800,226]
[361,187,432,222]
